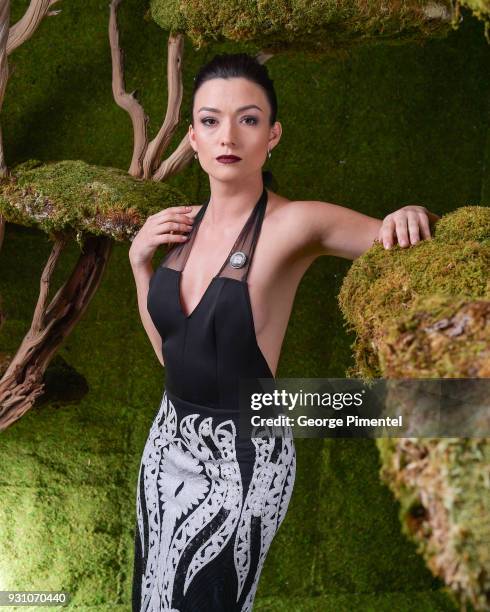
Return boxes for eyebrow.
[197,104,263,113]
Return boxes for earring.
[194,151,198,159]
[268,148,272,159]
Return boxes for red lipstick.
[217,155,241,164]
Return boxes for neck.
[205,173,265,228]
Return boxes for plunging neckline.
[176,189,266,320]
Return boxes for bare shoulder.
[264,191,337,258]
[266,191,339,228]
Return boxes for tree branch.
[0,0,62,178]
[7,0,60,56]
[31,234,66,333]
[255,50,274,64]
[152,132,194,182]
[142,32,184,179]
[109,0,148,178]
[0,0,10,178]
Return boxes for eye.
[200,116,259,126]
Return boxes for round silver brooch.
[229,251,247,269]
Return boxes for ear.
[269,121,282,150]
[188,124,197,153]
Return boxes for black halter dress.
[132,185,296,612]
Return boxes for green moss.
[434,204,490,243]
[253,590,458,610]
[379,295,490,377]
[150,0,454,54]
[339,205,490,609]
[1,0,488,608]
[338,206,490,379]
[0,159,188,243]
[377,438,490,612]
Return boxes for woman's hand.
[378,205,441,250]
[129,205,195,267]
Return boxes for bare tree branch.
[152,132,194,182]
[0,0,62,179]
[0,0,10,178]
[0,235,113,431]
[255,50,274,64]
[31,234,66,333]
[109,0,148,178]
[7,0,60,56]
[142,33,184,179]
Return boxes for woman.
[129,53,439,611]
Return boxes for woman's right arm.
[130,260,166,367]
[128,204,195,367]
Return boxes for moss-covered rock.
[150,0,454,54]
[338,206,490,379]
[378,437,490,612]
[0,160,188,243]
[434,204,490,243]
[379,295,490,377]
[338,205,490,610]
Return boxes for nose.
[220,118,237,148]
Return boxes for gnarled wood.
[0,234,113,431]
[109,0,149,178]
[0,1,10,334]
[0,7,278,430]
[142,33,184,179]
[0,0,62,250]
[152,133,194,182]
[7,0,61,56]
[109,1,190,182]
[0,0,10,179]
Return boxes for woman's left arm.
[297,201,441,261]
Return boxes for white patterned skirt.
[131,389,296,612]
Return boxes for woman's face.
[189,77,281,183]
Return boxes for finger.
[161,211,196,228]
[406,211,421,245]
[151,205,195,220]
[165,232,189,243]
[154,217,192,234]
[418,211,432,240]
[380,217,396,249]
[395,216,410,247]
[160,220,194,234]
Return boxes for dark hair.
[190,53,277,126]
[190,53,278,190]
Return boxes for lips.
[217,155,241,163]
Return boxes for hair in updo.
[190,52,278,190]
[190,52,277,126]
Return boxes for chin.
[210,168,245,181]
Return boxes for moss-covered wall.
[149,0,454,53]
[0,0,488,609]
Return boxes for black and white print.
[134,391,296,611]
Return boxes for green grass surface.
[0,0,488,609]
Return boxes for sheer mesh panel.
[159,203,208,272]
[159,188,268,283]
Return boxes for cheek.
[195,129,209,144]
[248,134,268,153]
